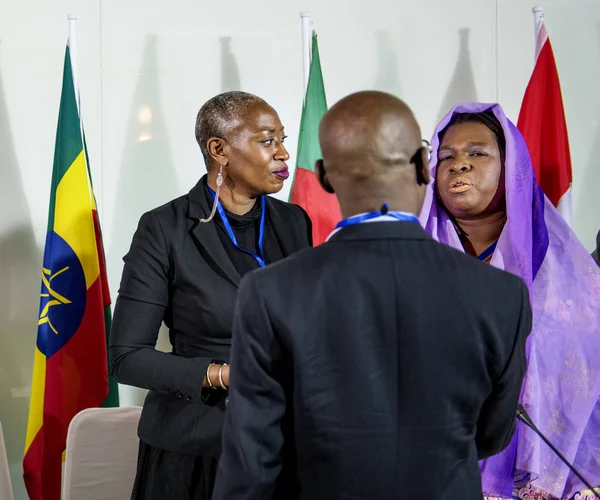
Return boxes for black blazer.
[212,221,531,500]
[109,175,312,457]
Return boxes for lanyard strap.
[477,241,497,261]
[336,205,419,229]
[207,187,266,268]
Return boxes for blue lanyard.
[477,241,497,261]
[207,187,266,268]
[336,205,419,229]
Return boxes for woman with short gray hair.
[109,91,312,499]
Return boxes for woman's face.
[435,121,505,219]
[224,102,290,197]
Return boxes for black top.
[213,221,531,500]
[109,174,312,457]
[206,184,284,276]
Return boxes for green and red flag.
[290,32,341,244]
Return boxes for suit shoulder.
[434,242,527,297]
[135,193,189,228]
[144,193,189,219]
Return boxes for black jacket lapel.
[187,176,241,287]
[264,197,302,257]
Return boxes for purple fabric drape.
[420,102,600,498]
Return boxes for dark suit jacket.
[109,176,311,456]
[212,221,531,500]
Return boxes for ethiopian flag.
[290,32,341,245]
[23,43,118,500]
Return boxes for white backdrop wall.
[0,0,597,497]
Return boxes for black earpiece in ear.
[316,159,335,194]
[411,146,431,186]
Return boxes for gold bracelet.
[206,363,216,389]
[218,363,228,390]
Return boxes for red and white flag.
[517,14,573,224]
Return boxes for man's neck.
[454,211,506,257]
[339,195,419,220]
[207,175,256,216]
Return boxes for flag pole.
[67,13,80,114]
[300,11,312,96]
[532,6,544,60]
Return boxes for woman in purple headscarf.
[420,102,600,500]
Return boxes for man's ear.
[413,147,431,186]
[207,137,228,167]
[315,159,335,194]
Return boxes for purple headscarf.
[420,102,600,498]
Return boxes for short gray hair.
[195,91,266,168]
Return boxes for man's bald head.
[319,91,421,175]
[316,91,429,218]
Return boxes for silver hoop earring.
[199,165,224,223]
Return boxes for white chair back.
[61,406,142,500]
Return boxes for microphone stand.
[516,404,600,499]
